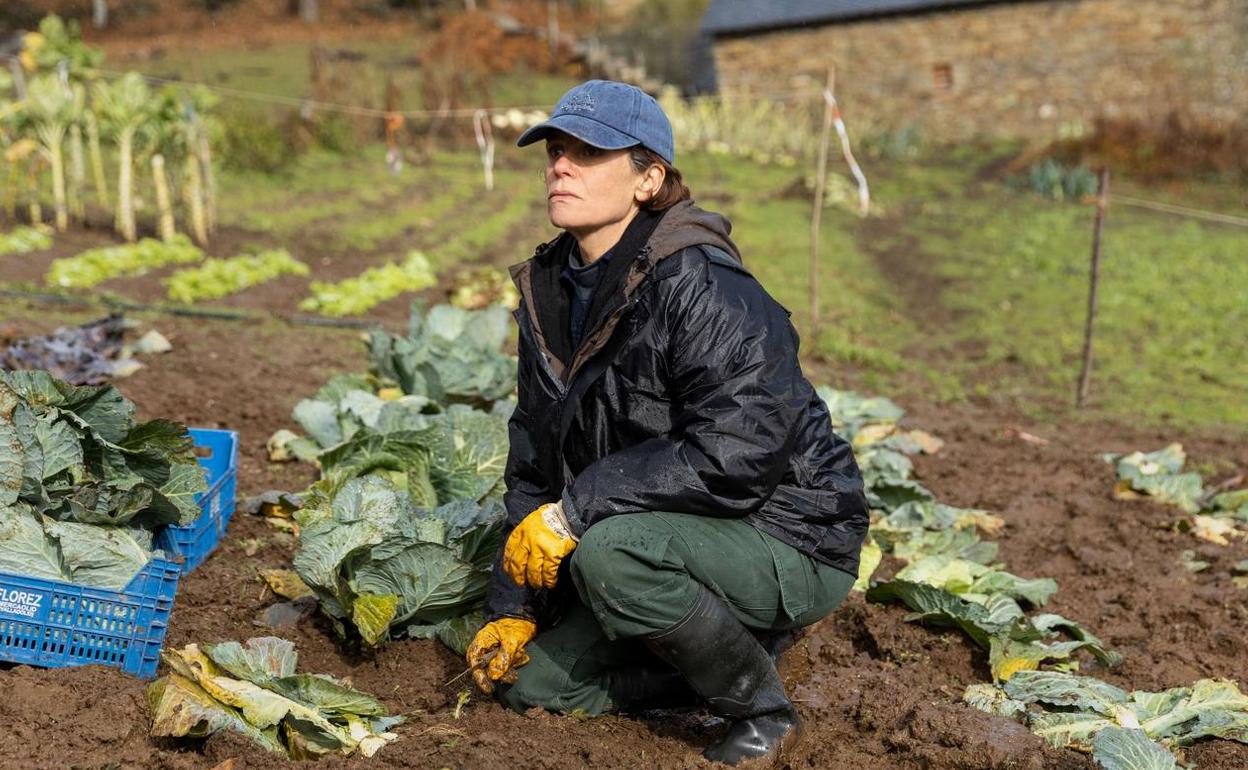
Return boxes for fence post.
[1076,168,1111,408]
[809,67,836,346]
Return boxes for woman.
[466,79,869,766]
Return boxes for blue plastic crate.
[166,428,239,574]
[0,529,181,679]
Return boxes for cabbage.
[292,474,503,649]
[0,370,207,587]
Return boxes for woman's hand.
[466,617,538,694]
[503,502,578,590]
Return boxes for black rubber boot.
[606,664,699,713]
[754,626,808,660]
[642,588,802,766]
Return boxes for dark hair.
[628,147,691,210]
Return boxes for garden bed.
[0,302,1243,769]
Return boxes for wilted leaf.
[0,384,25,507]
[869,479,934,511]
[0,503,68,581]
[853,538,882,592]
[1106,445,1203,513]
[351,593,399,646]
[266,674,386,718]
[1191,515,1240,546]
[963,683,1026,718]
[1029,710,1117,750]
[205,637,298,683]
[147,673,283,752]
[851,423,895,448]
[971,570,1058,607]
[345,713,402,758]
[1091,727,1176,770]
[1178,550,1210,572]
[895,554,985,592]
[866,579,1019,648]
[260,569,314,600]
[1003,670,1128,716]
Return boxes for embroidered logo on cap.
[560,94,596,114]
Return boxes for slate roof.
[701,0,1034,36]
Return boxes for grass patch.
[896,162,1247,427]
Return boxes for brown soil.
[0,290,1245,770]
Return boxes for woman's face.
[544,133,647,236]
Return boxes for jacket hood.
[646,200,742,264]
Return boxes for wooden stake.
[473,109,495,192]
[1076,168,1110,408]
[809,67,836,345]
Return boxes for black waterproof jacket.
[485,201,869,623]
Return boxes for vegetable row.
[1,16,219,244]
[820,390,1247,768]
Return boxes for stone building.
[700,0,1248,140]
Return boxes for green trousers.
[497,511,855,715]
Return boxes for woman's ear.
[636,163,666,203]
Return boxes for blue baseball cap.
[517,79,675,164]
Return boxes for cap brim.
[516,113,640,151]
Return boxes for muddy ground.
[0,248,1245,770]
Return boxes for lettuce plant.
[165,248,308,303]
[46,235,203,289]
[298,251,436,317]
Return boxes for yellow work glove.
[466,617,538,694]
[503,502,578,590]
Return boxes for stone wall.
[710,0,1248,141]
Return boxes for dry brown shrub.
[1049,113,1248,180]
[418,3,591,121]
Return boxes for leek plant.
[85,111,109,209]
[24,75,84,231]
[68,122,86,220]
[93,73,151,241]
